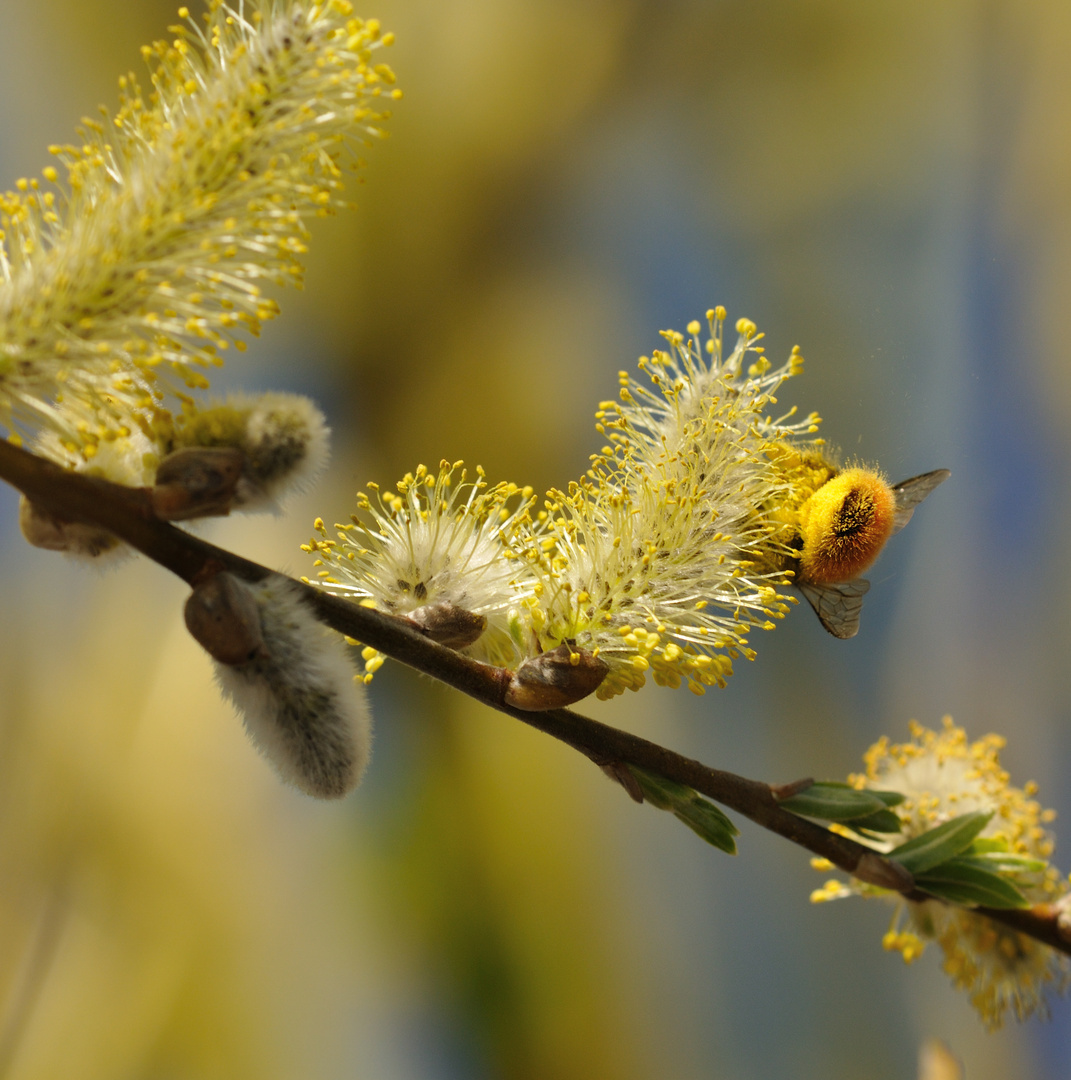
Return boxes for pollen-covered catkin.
[306,461,540,676]
[207,574,373,798]
[526,310,816,697]
[0,3,398,443]
[811,718,1069,1029]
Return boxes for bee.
[795,468,950,639]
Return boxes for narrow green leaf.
[629,767,739,855]
[630,768,680,812]
[915,857,1029,909]
[844,808,904,835]
[671,799,739,855]
[888,811,993,874]
[967,837,1009,855]
[959,852,1048,875]
[777,782,887,822]
[870,789,906,809]
[914,879,1010,908]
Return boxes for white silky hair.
[232,392,331,511]
[214,575,372,798]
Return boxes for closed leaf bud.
[600,761,645,803]
[18,495,120,558]
[153,447,246,521]
[408,602,487,650]
[918,1040,963,1080]
[505,644,609,711]
[184,572,266,665]
[212,575,372,798]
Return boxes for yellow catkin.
[0,2,397,451]
[815,718,1069,1029]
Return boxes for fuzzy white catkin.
[214,575,372,798]
[236,392,330,508]
[168,392,331,512]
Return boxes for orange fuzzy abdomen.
[797,468,896,584]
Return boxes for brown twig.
[1,437,1067,956]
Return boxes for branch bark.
[1,437,1067,956]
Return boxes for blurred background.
[0,0,1068,1076]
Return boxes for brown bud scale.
[184,571,266,665]
[505,644,610,711]
[152,446,245,521]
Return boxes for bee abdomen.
[797,467,895,585]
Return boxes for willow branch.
[1,437,1067,956]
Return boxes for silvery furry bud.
[169,393,330,514]
[236,393,330,508]
[18,495,120,558]
[210,575,373,798]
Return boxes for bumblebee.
[795,468,950,638]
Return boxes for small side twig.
[0,438,1066,956]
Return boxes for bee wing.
[798,578,871,639]
[891,469,950,534]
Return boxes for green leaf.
[966,837,1009,855]
[870,789,906,809]
[670,798,739,855]
[960,838,1047,872]
[960,851,1048,875]
[630,767,739,855]
[888,811,993,874]
[915,857,1029,909]
[630,768,680,812]
[777,782,887,822]
[844,808,904,835]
